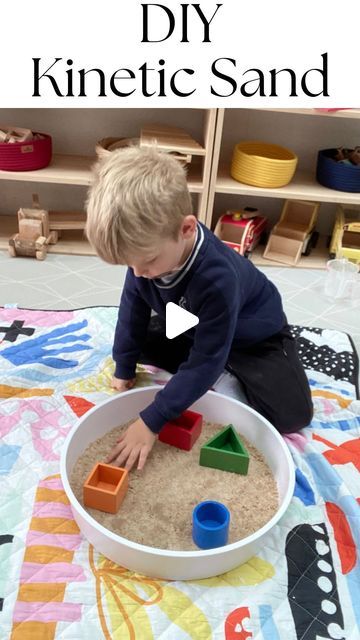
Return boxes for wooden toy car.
[329,204,360,264]
[263,199,320,266]
[214,208,267,257]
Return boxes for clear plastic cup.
[324,258,359,300]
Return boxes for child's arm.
[140,277,239,435]
[108,280,238,471]
[112,269,151,382]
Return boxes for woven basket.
[95,137,139,159]
[0,132,52,171]
[316,149,360,193]
[231,141,298,188]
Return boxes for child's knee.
[275,401,313,434]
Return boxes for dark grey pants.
[139,316,313,434]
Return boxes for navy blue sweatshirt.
[113,223,286,433]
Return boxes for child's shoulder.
[198,223,252,276]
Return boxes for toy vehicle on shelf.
[214,207,267,257]
[329,204,360,264]
[263,199,320,266]
[8,207,56,261]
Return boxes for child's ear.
[181,215,197,238]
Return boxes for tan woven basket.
[231,141,298,188]
[95,137,139,159]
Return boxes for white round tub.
[60,386,295,580]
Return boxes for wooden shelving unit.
[205,108,360,267]
[0,215,95,256]
[0,213,331,265]
[1,108,359,266]
[0,154,94,186]
[255,108,360,119]
[251,234,329,270]
[0,109,217,257]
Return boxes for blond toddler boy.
[86,147,313,471]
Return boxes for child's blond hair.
[86,146,193,264]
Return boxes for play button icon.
[166,302,199,339]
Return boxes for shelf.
[0,214,330,266]
[255,109,360,119]
[250,234,329,270]
[0,215,95,256]
[0,154,204,193]
[0,155,95,186]
[215,166,360,206]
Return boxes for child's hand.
[106,417,156,471]
[111,375,136,392]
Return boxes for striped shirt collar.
[154,223,204,289]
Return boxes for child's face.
[126,215,197,279]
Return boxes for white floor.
[0,250,359,367]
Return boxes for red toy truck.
[214,208,267,258]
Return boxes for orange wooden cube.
[83,463,128,514]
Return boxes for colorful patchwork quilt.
[0,305,360,640]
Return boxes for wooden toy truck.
[214,208,267,257]
[8,195,86,260]
[329,204,360,264]
[8,208,57,260]
[263,199,320,265]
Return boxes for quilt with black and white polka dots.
[290,324,359,398]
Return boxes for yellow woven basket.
[231,141,298,188]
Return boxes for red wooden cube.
[159,410,203,451]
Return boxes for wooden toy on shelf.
[159,410,203,451]
[0,125,33,144]
[83,462,129,514]
[214,207,267,257]
[8,207,56,261]
[8,194,87,259]
[335,146,360,165]
[263,199,320,266]
[140,123,205,165]
[199,424,249,475]
[329,204,360,264]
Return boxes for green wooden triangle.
[200,424,249,475]
[202,424,247,454]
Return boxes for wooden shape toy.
[83,463,128,514]
[199,424,249,475]
[159,410,203,451]
[192,500,230,549]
